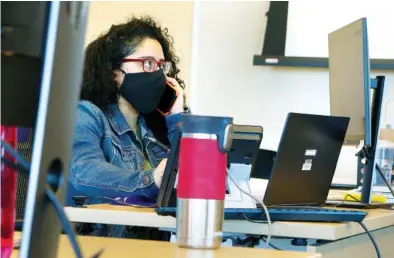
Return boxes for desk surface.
[11,233,319,258]
[65,202,394,241]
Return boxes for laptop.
[253,113,391,209]
[251,149,358,190]
[158,112,350,207]
[258,112,350,206]
[155,113,371,222]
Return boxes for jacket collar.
[104,104,152,138]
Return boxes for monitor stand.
[225,164,256,209]
[166,163,257,209]
[329,76,390,209]
[360,76,387,205]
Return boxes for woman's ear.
[113,70,124,88]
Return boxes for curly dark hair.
[81,15,184,108]
[81,16,185,146]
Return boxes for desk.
[65,204,394,240]
[11,232,319,258]
[65,204,394,257]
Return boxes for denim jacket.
[65,100,181,206]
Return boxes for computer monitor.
[328,17,371,146]
[1,2,89,258]
[251,149,276,180]
[328,18,387,204]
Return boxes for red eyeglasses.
[121,58,172,74]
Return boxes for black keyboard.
[155,207,367,223]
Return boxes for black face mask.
[119,70,166,114]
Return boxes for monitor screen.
[328,18,371,146]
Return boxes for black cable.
[1,157,58,186]
[331,193,369,208]
[44,187,83,258]
[90,249,105,258]
[241,213,269,224]
[2,140,30,169]
[358,221,381,258]
[2,157,22,170]
[1,140,103,258]
[345,193,366,203]
[375,164,394,198]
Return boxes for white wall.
[286,0,394,59]
[191,1,394,185]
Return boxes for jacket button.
[144,176,150,185]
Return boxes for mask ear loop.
[112,69,126,81]
[106,69,127,101]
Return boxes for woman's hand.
[153,158,167,187]
[166,76,184,115]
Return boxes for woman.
[66,16,188,208]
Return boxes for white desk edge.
[65,206,394,241]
